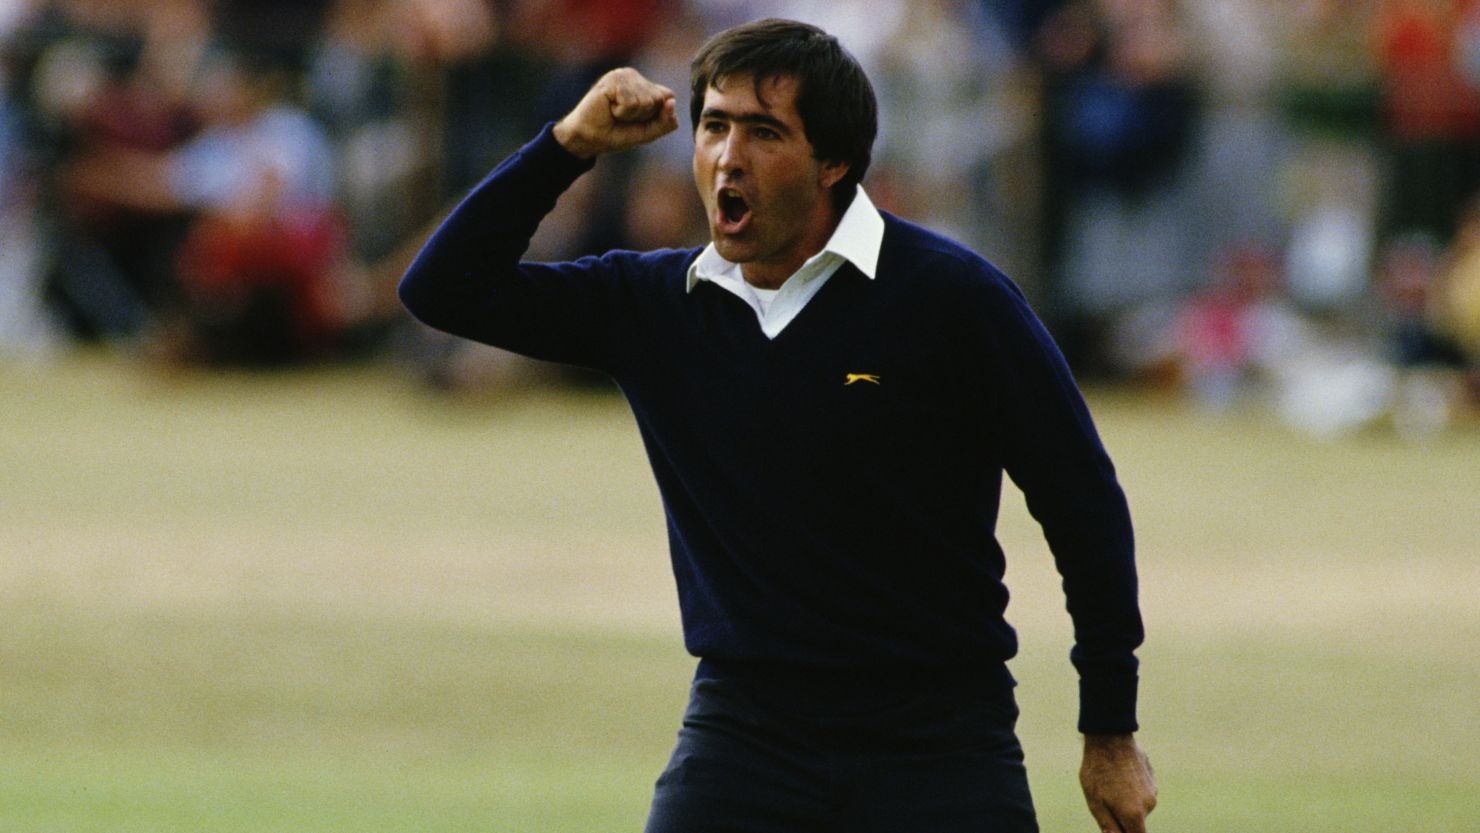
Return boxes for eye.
[754,126,780,140]
[701,120,726,135]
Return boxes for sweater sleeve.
[397,123,627,372]
[981,276,1144,735]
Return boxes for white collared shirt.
[685,187,885,339]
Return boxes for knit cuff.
[527,122,599,178]
[1078,671,1139,735]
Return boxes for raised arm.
[397,69,679,369]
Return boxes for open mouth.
[717,187,751,233]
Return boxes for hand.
[1080,734,1157,833]
[553,67,679,159]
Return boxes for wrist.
[552,120,596,160]
[1083,733,1137,752]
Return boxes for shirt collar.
[686,187,884,292]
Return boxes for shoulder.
[575,246,702,298]
[878,212,1030,314]
[594,246,701,277]
[633,246,704,272]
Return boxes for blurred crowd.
[2,0,1479,436]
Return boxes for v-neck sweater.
[399,125,1144,734]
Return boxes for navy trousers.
[643,664,1039,833]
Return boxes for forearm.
[1038,456,1142,735]
[1058,497,1141,735]
[397,124,594,338]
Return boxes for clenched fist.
[553,68,680,159]
[1080,734,1158,833]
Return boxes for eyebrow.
[699,108,790,134]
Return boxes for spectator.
[1376,0,1480,243]
[1438,194,1480,382]
[1264,1,1381,314]
[307,0,427,266]
[0,0,62,356]
[1174,241,1287,407]
[1034,0,1203,375]
[870,0,1029,273]
[1181,0,1284,255]
[6,0,1480,407]
[1376,232,1464,369]
[27,2,204,341]
[1374,230,1471,437]
[65,49,352,365]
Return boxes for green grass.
[2,354,1478,831]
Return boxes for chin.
[712,238,755,264]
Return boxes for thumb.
[649,97,680,136]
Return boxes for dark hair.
[690,18,878,210]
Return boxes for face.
[692,73,848,288]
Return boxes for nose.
[717,131,745,175]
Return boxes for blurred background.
[1,0,1478,431]
[2,1,1479,832]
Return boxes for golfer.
[400,18,1156,833]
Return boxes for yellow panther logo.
[844,373,881,386]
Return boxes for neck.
[741,261,799,290]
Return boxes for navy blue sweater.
[399,125,1143,734]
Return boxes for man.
[400,18,1156,833]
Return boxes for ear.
[818,159,849,191]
